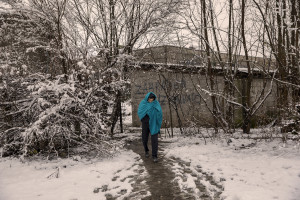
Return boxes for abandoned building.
[131,46,278,128]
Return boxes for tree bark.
[290,0,300,102]
[276,0,289,113]
[201,0,218,133]
[241,0,252,133]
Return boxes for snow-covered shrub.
[0,71,114,158]
[0,3,131,158]
[281,103,300,135]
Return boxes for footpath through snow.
[126,138,222,199]
[0,128,300,200]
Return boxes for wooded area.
[0,0,299,157]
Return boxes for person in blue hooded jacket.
[138,92,162,163]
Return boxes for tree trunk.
[290,0,300,102]
[201,0,218,133]
[276,0,289,113]
[110,91,122,135]
[226,0,234,129]
[241,0,252,133]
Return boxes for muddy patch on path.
[127,139,198,199]
[126,138,223,200]
[103,131,223,199]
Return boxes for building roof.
[133,45,276,71]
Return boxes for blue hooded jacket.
[138,92,163,135]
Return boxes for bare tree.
[253,0,300,121]
[69,0,182,134]
[174,0,279,134]
[29,0,70,77]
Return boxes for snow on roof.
[137,62,275,76]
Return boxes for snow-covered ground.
[0,150,146,200]
[2,130,299,200]
[162,130,300,200]
[1,99,300,200]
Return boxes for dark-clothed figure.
[138,92,163,162]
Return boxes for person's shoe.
[153,157,158,163]
[145,152,149,158]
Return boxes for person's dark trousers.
[141,115,158,158]
[151,133,158,158]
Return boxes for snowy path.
[127,139,189,199]
[123,139,223,199]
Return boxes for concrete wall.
[234,78,277,122]
[131,70,213,127]
[131,68,277,128]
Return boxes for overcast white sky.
[0,0,271,58]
